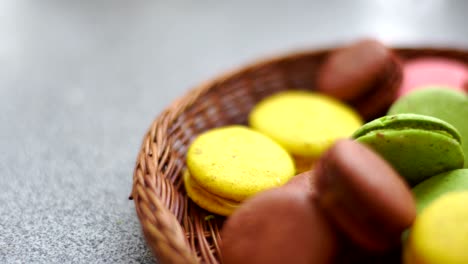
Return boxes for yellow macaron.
[185,125,295,215]
[404,191,468,264]
[249,90,362,170]
[183,170,238,216]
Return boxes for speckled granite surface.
[1,1,467,263]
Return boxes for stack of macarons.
[184,91,363,215]
[221,140,417,264]
[181,38,468,263]
[184,125,295,216]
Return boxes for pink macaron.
[398,57,468,97]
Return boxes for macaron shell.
[352,113,462,143]
[351,57,402,121]
[187,125,295,202]
[315,139,416,252]
[283,170,315,193]
[398,57,468,97]
[317,39,392,100]
[356,128,464,185]
[404,192,468,264]
[183,170,238,216]
[221,187,338,264]
[412,168,468,213]
[388,88,468,167]
[249,91,362,158]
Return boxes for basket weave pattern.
[131,47,468,264]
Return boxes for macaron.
[183,170,237,216]
[317,39,402,120]
[221,186,338,264]
[315,139,416,252]
[388,87,468,168]
[412,168,468,213]
[249,90,362,172]
[397,57,468,97]
[352,113,465,185]
[404,191,468,264]
[184,125,295,215]
[283,170,314,193]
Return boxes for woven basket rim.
[162,45,468,114]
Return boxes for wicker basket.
[130,46,468,264]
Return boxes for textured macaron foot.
[353,113,465,185]
[317,39,402,120]
[314,139,416,252]
[221,187,337,264]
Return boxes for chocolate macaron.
[283,170,315,193]
[221,186,337,264]
[314,139,416,252]
[317,39,402,120]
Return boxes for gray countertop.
[1,1,467,263]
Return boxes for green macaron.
[412,168,468,214]
[352,113,464,185]
[388,87,468,168]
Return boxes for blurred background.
[0,1,467,263]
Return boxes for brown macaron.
[314,139,416,252]
[317,39,402,120]
[221,186,337,264]
[283,170,315,192]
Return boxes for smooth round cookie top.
[315,139,416,251]
[318,39,392,100]
[398,57,468,97]
[412,168,468,214]
[404,192,468,264]
[388,87,468,168]
[186,125,295,202]
[221,187,338,264]
[249,90,362,158]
